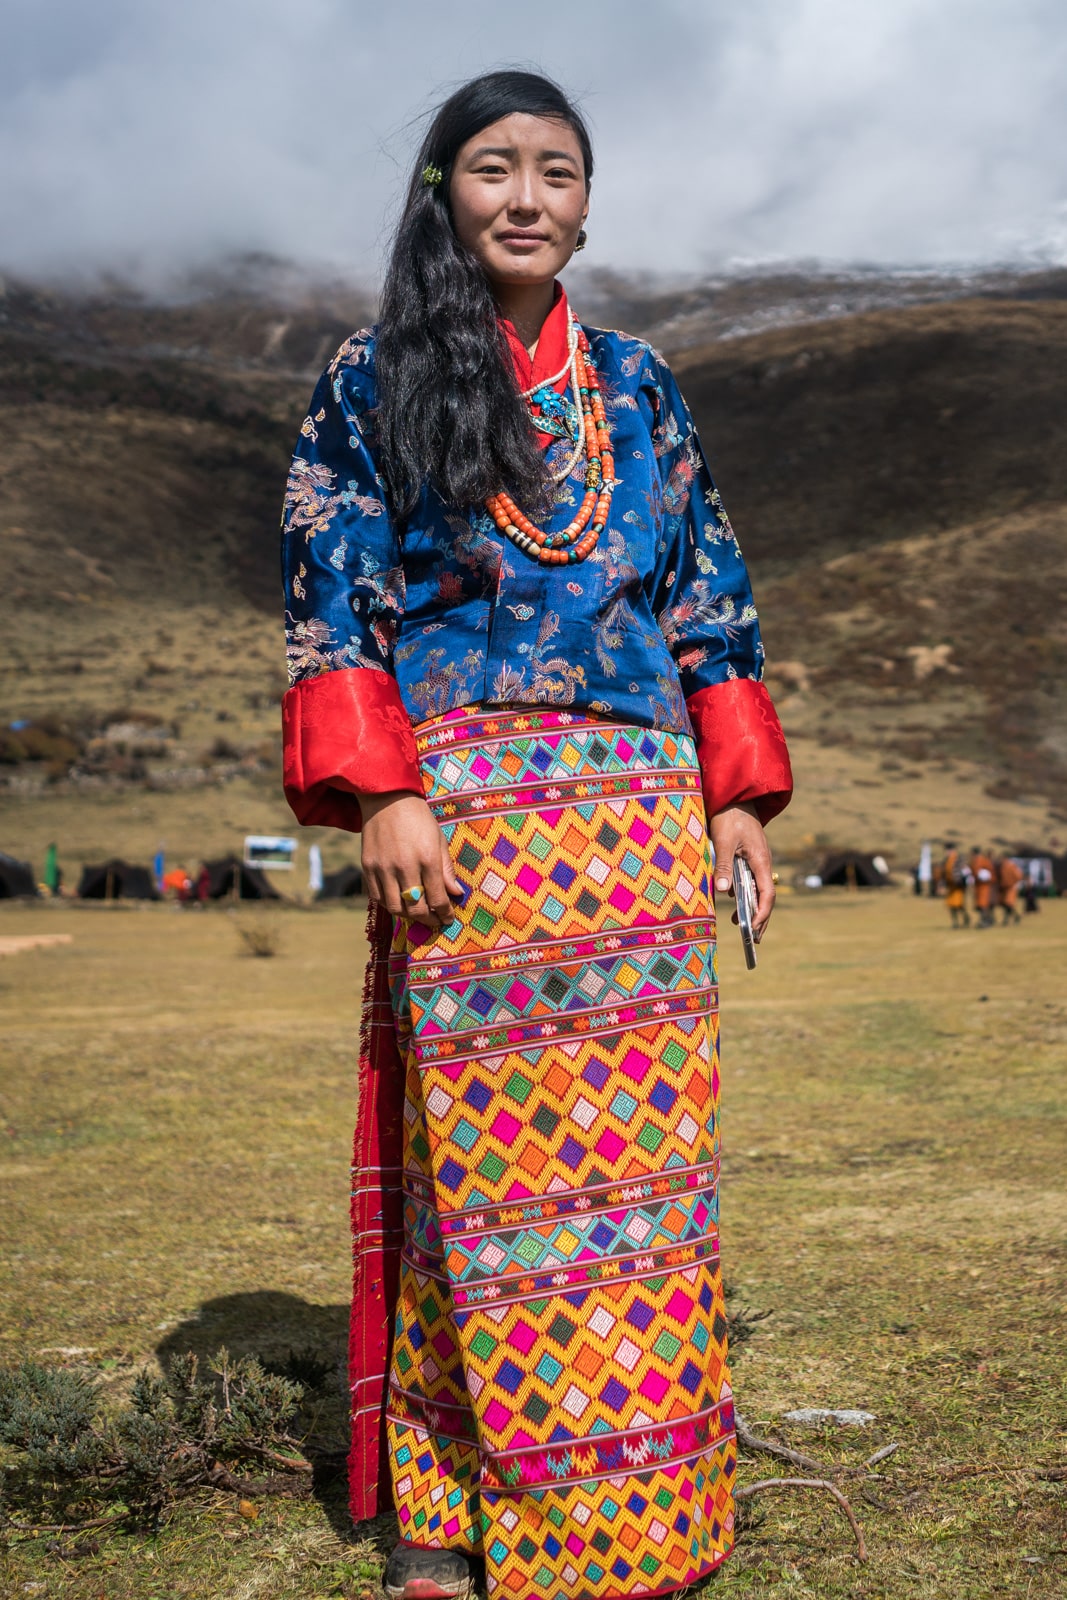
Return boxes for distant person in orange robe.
[996,856,1023,924]
[970,848,995,927]
[941,843,970,928]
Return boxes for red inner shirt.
[498,282,572,449]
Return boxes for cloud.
[2,0,1065,288]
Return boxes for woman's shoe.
[382,1542,476,1600]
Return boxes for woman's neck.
[493,280,557,358]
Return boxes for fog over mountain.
[3,0,1066,290]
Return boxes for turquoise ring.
[400,885,424,907]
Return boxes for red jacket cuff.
[686,678,793,824]
[281,668,423,833]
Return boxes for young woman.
[281,70,792,1600]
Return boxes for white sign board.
[243,834,297,871]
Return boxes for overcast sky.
[3,0,1066,290]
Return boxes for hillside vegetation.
[1,270,1064,871]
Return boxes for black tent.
[0,853,39,898]
[203,856,281,900]
[78,859,160,900]
[819,851,891,888]
[317,864,364,900]
[1014,844,1066,895]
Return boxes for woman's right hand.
[359,791,463,929]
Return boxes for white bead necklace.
[523,314,587,486]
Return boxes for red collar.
[498,283,572,449]
[498,282,571,394]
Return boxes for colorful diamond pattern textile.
[385,707,734,1597]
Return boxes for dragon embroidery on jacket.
[493,611,587,706]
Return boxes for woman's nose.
[507,177,539,216]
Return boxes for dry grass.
[1,891,1065,1597]
[234,915,284,959]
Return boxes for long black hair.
[374,70,594,517]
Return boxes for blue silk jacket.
[280,289,792,832]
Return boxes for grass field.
[1,889,1065,1598]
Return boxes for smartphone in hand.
[732,855,759,971]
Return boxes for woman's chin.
[486,260,563,292]
[482,249,565,287]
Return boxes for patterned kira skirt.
[350,705,735,1600]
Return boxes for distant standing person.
[970,846,995,928]
[995,855,1023,925]
[279,71,792,1600]
[942,842,970,928]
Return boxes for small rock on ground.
[782,1407,876,1426]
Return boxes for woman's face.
[449,112,589,291]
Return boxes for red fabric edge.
[281,668,423,833]
[348,903,406,1523]
[686,678,793,824]
[498,280,570,391]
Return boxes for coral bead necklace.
[486,318,615,565]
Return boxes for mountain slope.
[1,272,1064,865]
[675,297,1067,568]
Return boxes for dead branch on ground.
[734,1412,829,1472]
[734,1476,868,1562]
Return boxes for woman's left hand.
[709,801,775,940]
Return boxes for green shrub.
[0,1347,307,1534]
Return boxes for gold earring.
[574,228,587,252]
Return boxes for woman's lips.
[498,233,548,251]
